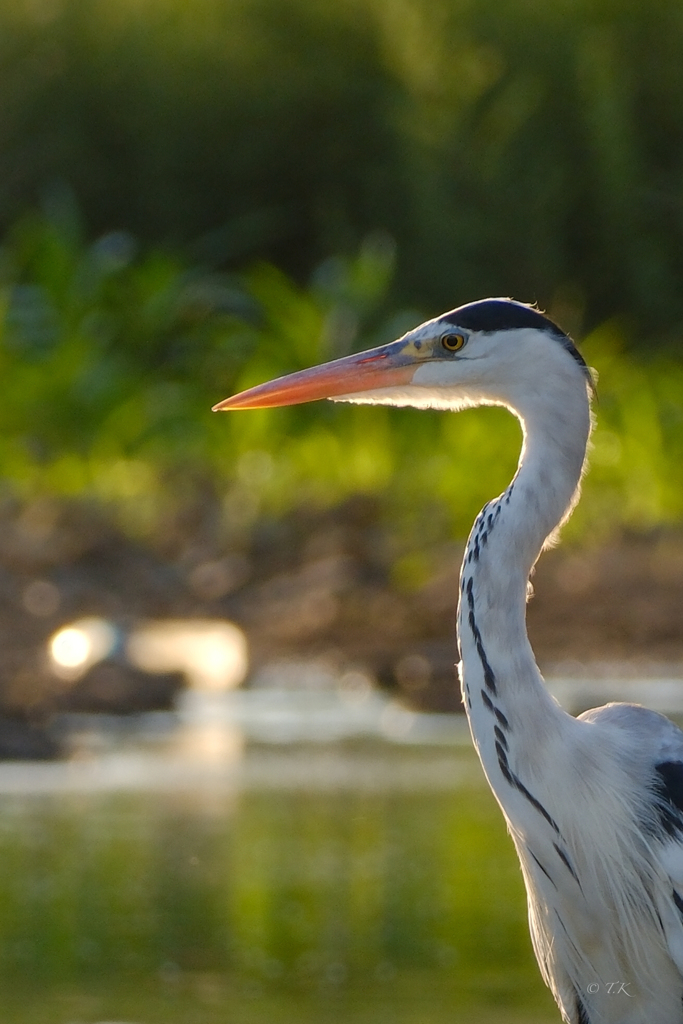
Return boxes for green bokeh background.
[1,0,683,547]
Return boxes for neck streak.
[458,376,591,764]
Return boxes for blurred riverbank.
[3,493,683,744]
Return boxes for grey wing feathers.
[579,702,683,976]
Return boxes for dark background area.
[2,0,683,335]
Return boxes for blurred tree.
[0,0,681,335]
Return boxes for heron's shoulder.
[579,701,683,760]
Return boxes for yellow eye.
[441,333,466,352]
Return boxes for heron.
[213,298,683,1024]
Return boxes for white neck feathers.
[457,335,591,754]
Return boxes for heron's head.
[213,298,592,414]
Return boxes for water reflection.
[0,741,556,1024]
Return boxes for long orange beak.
[212,339,424,411]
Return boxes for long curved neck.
[457,376,591,784]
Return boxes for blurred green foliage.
[0,0,682,334]
[2,203,683,547]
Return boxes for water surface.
[0,733,558,1023]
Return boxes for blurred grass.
[1,204,683,553]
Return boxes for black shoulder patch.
[576,993,591,1024]
[654,761,683,835]
[655,762,683,812]
[441,298,591,381]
